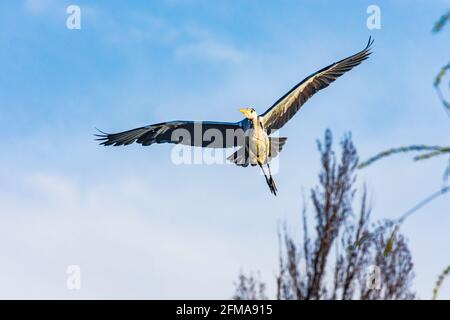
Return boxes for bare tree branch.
[235,130,415,300]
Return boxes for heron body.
[97,37,374,196]
[253,126,270,166]
[248,117,270,165]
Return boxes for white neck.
[252,117,259,128]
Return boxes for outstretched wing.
[96,119,249,148]
[260,37,374,133]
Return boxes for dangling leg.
[267,163,278,194]
[259,164,270,185]
[259,163,277,196]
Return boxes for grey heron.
[97,37,374,196]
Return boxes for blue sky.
[0,0,449,299]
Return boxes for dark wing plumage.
[96,119,250,148]
[260,37,374,133]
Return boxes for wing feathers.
[261,37,373,132]
[96,120,248,148]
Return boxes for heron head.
[239,107,257,120]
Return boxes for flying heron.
[97,37,374,196]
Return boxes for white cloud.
[0,171,252,298]
[84,7,245,64]
[175,24,245,63]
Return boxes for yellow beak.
[239,108,249,116]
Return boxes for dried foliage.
[233,271,267,300]
[433,11,450,115]
[358,145,450,169]
[432,265,450,300]
[359,11,450,197]
[435,62,450,115]
[356,16,450,295]
[432,11,450,33]
[233,130,415,300]
[234,13,449,299]
[395,186,450,223]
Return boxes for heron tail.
[227,146,258,167]
[268,137,287,159]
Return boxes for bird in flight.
[97,37,374,196]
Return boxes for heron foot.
[268,176,278,196]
